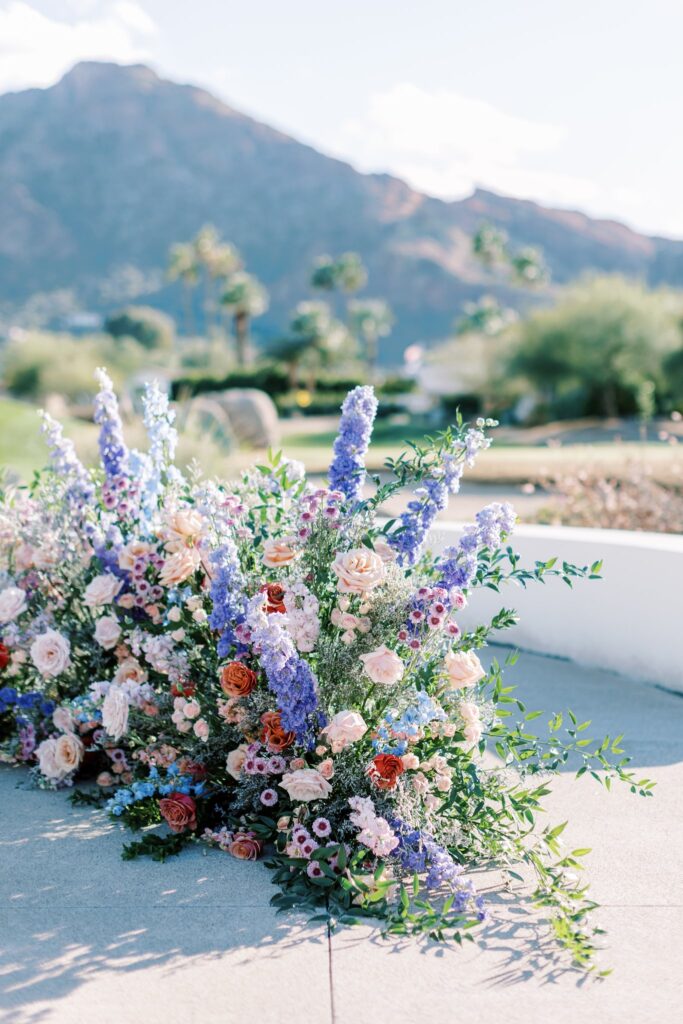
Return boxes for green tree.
[167,241,199,335]
[507,276,682,419]
[456,295,517,337]
[348,298,393,374]
[311,252,367,293]
[272,301,348,386]
[104,306,175,351]
[220,271,269,367]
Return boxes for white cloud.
[330,82,600,210]
[0,1,156,93]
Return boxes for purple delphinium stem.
[93,367,129,483]
[328,385,378,504]
[39,410,95,512]
[209,536,248,658]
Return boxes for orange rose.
[367,753,405,791]
[260,710,295,752]
[158,793,197,834]
[220,661,258,698]
[228,832,263,860]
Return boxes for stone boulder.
[211,388,280,449]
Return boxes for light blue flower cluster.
[246,594,323,745]
[106,763,205,816]
[373,690,446,754]
[39,411,94,511]
[93,367,129,482]
[328,385,378,504]
[209,538,248,658]
[436,501,516,594]
[136,381,182,528]
[388,428,491,566]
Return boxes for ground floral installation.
[0,373,654,973]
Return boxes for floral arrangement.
[0,372,653,973]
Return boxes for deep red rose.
[263,583,286,615]
[0,643,9,671]
[171,681,196,698]
[159,792,197,834]
[176,758,207,781]
[260,710,295,752]
[367,753,405,791]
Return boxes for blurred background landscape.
[1,1,682,532]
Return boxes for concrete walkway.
[1,650,682,1024]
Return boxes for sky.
[1,0,682,236]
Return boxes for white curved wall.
[430,523,683,693]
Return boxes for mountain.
[2,60,683,362]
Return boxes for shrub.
[104,306,175,351]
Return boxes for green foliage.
[122,832,191,862]
[1,331,148,402]
[506,275,683,419]
[104,305,176,351]
[311,252,367,293]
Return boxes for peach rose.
[228,832,263,860]
[220,661,257,697]
[94,614,121,650]
[0,585,27,624]
[30,629,70,677]
[84,573,122,609]
[53,733,84,775]
[332,548,385,595]
[117,540,153,572]
[459,701,481,724]
[463,721,483,746]
[114,657,147,686]
[262,536,299,568]
[280,768,332,803]
[359,645,404,686]
[444,650,485,690]
[158,548,201,588]
[159,793,197,834]
[226,743,249,780]
[163,508,204,553]
[321,710,367,753]
[318,758,334,779]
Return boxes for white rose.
[332,548,385,595]
[463,721,483,746]
[226,743,250,780]
[443,650,485,690]
[262,536,299,568]
[0,586,27,624]
[84,573,122,609]
[30,630,71,678]
[94,614,121,650]
[102,686,130,741]
[52,707,75,733]
[459,701,481,724]
[359,644,404,686]
[280,768,332,803]
[322,710,368,753]
[53,733,84,775]
[36,738,65,781]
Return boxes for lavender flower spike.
[209,536,248,658]
[328,385,378,504]
[137,380,182,525]
[39,410,94,511]
[93,367,129,482]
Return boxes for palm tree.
[167,242,199,336]
[272,301,347,387]
[348,299,393,375]
[221,271,269,366]
[311,252,367,294]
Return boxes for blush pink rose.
[84,573,122,609]
[444,650,485,689]
[262,536,299,568]
[280,768,332,803]
[321,710,368,753]
[359,645,404,686]
[30,629,70,677]
[332,548,385,595]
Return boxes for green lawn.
[2,396,681,487]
